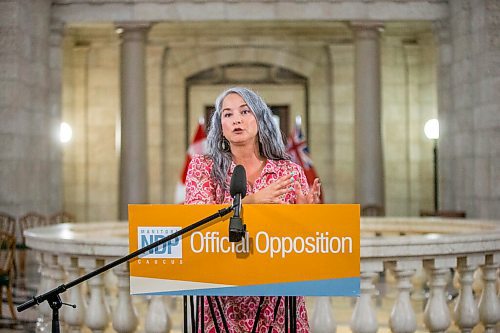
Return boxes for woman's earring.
[219,137,230,152]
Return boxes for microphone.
[229,165,247,242]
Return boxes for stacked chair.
[0,210,75,319]
[0,213,16,236]
[17,212,48,278]
[0,231,17,319]
[49,211,76,224]
[0,212,19,319]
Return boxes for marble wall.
[439,0,500,218]
[0,0,62,216]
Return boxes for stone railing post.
[112,263,138,333]
[50,254,66,323]
[351,261,382,333]
[454,256,483,332]
[386,260,419,333]
[82,258,110,333]
[478,254,500,333]
[310,297,336,333]
[145,296,172,333]
[61,256,87,333]
[37,252,54,332]
[423,258,454,333]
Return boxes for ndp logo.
[138,227,182,259]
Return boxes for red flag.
[286,118,323,203]
[175,121,207,203]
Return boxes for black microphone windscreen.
[230,165,247,198]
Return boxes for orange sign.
[129,204,359,296]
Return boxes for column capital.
[115,21,153,40]
[350,21,384,39]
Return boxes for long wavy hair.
[206,87,289,194]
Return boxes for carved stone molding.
[52,1,449,23]
[350,21,385,39]
[115,22,152,41]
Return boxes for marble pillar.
[352,22,385,213]
[116,22,151,220]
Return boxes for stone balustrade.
[23,217,500,332]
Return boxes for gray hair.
[206,87,289,195]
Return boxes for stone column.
[116,23,151,220]
[352,22,385,213]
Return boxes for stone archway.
[160,46,331,203]
[184,62,309,146]
[163,45,322,144]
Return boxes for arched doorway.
[185,63,309,147]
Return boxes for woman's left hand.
[295,178,321,204]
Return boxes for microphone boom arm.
[17,205,235,332]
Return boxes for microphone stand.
[17,205,236,333]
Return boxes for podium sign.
[129,204,359,296]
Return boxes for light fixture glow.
[59,122,73,143]
[424,118,439,140]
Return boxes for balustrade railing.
[23,217,500,332]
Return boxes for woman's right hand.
[243,174,294,204]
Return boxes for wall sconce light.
[59,122,73,143]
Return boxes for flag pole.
[295,115,302,128]
[175,120,208,203]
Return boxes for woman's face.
[220,93,259,147]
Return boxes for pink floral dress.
[185,155,311,333]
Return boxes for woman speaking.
[185,87,321,333]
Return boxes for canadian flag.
[175,121,207,203]
[286,116,324,203]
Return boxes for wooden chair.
[18,212,47,276]
[49,211,76,224]
[0,212,19,277]
[0,231,17,319]
[0,212,16,236]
